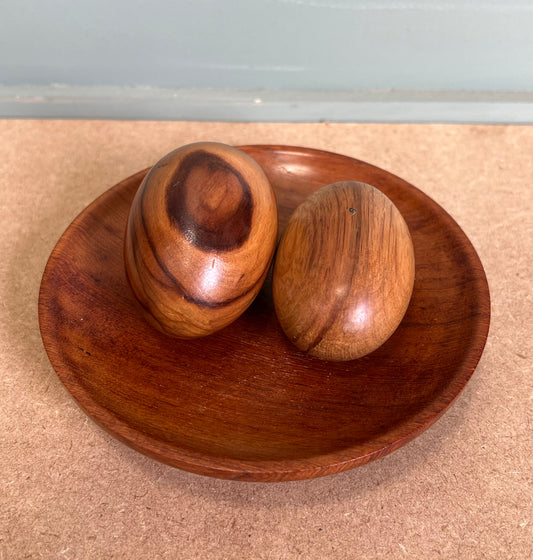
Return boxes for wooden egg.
[124,142,278,338]
[272,180,415,361]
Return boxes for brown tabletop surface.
[1,120,531,559]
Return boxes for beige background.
[1,120,531,559]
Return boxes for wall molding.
[1,85,532,123]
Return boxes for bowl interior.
[38,145,490,480]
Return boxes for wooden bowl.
[38,145,490,482]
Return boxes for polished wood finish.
[38,146,490,482]
[124,142,278,338]
[273,181,415,360]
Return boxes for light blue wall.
[2,0,532,91]
[1,1,532,121]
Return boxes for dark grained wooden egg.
[272,180,415,361]
[124,142,278,338]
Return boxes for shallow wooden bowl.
[38,146,490,482]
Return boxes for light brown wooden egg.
[272,180,415,361]
[124,142,278,338]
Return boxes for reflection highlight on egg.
[199,258,222,296]
[346,300,370,332]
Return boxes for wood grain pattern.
[124,142,278,338]
[273,181,415,360]
[38,146,490,482]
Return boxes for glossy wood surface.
[38,146,490,482]
[273,181,415,360]
[124,142,278,338]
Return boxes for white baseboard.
[1,85,532,123]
